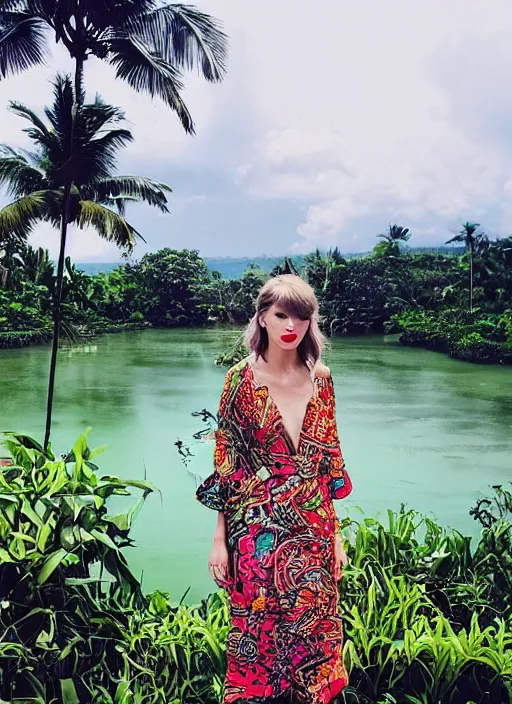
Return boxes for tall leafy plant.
[0,74,172,450]
[0,429,156,701]
[446,222,490,313]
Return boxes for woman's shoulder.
[312,359,331,379]
[222,355,252,386]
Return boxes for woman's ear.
[259,314,266,329]
[313,360,330,378]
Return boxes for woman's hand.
[334,533,348,581]
[208,537,230,588]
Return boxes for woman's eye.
[275,312,287,319]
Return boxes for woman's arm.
[196,367,240,587]
[326,374,353,500]
[213,510,227,544]
[208,511,230,587]
[196,368,238,511]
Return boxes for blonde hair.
[244,274,325,365]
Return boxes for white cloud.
[225,0,512,251]
[28,222,123,263]
[2,0,512,258]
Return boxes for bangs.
[272,280,317,320]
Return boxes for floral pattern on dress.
[196,358,353,704]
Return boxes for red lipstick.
[281,333,297,343]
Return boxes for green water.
[1,329,511,603]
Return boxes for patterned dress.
[196,357,353,704]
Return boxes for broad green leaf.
[90,528,119,551]
[38,548,69,585]
[0,547,14,562]
[37,521,53,552]
[60,678,80,704]
[89,444,108,460]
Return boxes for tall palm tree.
[0,74,172,450]
[377,224,412,256]
[0,0,227,133]
[446,222,490,313]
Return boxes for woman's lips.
[281,333,297,343]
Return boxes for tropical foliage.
[0,0,228,134]
[2,428,511,703]
[2,226,512,365]
[0,75,171,250]
[0,73,173,449]
[0,0,227,454]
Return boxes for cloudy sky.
[1,0,512,262]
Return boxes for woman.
[196,274,353,704]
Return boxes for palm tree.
[376,224,412,256]
[445,222,490,313]
[0,74,172,450]
[0,0,227,133]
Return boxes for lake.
[1,328,511,604]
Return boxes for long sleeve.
[325,374,352,500]
[195,368,238,511]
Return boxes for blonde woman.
[196,274,353,704]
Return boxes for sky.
[1,0,512,262]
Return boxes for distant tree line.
[1,222,511,364]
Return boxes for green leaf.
[88,444,108,460]
[90,528,119,551]
[60,678,79,704]
[0,547,14,562]
[38,548,69,585]
[37,519,53,552]
[105,496,145,532]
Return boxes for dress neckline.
[245,357,318,455]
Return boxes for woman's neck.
[255,341,304,375]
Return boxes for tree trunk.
[74,58,84,105]
[43,59,84,451]
[470,248,473,314]
[44,181,72,452]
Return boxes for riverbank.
[3,316,512,367]
[0,320,150,349]
[2,245,512,364]
[386,309,512,365]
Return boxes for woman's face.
[260,303,310,351]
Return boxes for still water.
[1,329,511,603]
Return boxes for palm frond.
[102,194,137,216]
[0,151,46,196]
[79,99,127,136]
[74,129,133,183]
[127,3,228,82]
[44,73,75,146]
[77,200,145,251]
[0,12,49,78]
[0,190,50,241]
[445,234,465,245]
[0,144,43,168]
[8,99,50,138]
[107,34,194,133]
[83,176,171,213]
[73,0,156,34]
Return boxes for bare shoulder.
[312,360,331,378]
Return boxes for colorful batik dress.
[196,357,353,704]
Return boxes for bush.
[1,428,511,703]
[389,309,512,364]
[0,329,52,348]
